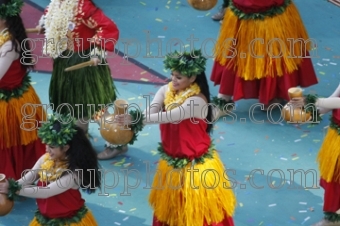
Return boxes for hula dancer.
[116,49,237,225]
[0,0,46,179]
[211,0,318,111]
[0,114,102,225]
[290,85,340,226]
[36,0,127,159]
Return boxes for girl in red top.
[36,0,125,159]
[290,85,340,226]
[0,0,46,180]
[0,113,102,225]
[116,49,237,226]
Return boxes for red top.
[43,0,119,52]
[0,59,26,89]
[36,181,85,219]
[233,0,285,13]
[160,119,211,160]
[333,109,340,126]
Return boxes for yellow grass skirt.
[149,151,236,226]
[0,85,46,149]
[214,3,313,80]
[317,127,340,183]
[29,210,98,226]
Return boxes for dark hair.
[193,72,213,134]
[0,0,33,70]
[52,122,101,194]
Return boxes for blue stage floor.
[1,0,340,225]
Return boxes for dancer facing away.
[115,49,237,226]
[210,0,318,112]
[0,0,46,180]
[290,84,340,226]
[36,0,128,159]
[0,114,101,225]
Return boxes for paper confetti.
[140,71,147,74]
[330,62,337,65]
[128,97,136,100]
[268,204,276,207]
[316,63,323,66]
[292,157,299,161]
[30,82,37,85]
[280,157,287,161]
[150,150,158,156]
[239,203,243,207]
[299,210,307,213]
[140,78,149,82]
[129,208,136,211]
[114,223,121,225]
[301,134,308,138]
[155,18,163,22]
[141,133,149,136]
[299,202,307,205]
[123,217,129,221]
[294,139,301,142]
[140,2,146,5]
[118,210,126,213]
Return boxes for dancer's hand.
[91,57,101,66]
[115,114,132,126]
[35,25,45,34]
[0,180,9,194]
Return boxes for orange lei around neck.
[0,29,11,48]
[38,153,69,183]
[164,82,201,111]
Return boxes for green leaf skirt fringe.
[49,49,117,118]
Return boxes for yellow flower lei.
[164,82,201,110]
[38,154,69,183]
[0,29,11,48]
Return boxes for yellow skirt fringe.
[317,127,340,183]
[149,151,236,226]
[214,3,312,80]
[0,85,46,149]
[29,210,98,226]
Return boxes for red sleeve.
[81,0,119,52]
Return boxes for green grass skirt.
[49,49,117,118]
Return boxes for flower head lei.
[38,113,77,146]
[0,0,24,19]
[163,49,207,77]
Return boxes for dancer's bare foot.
[97,145,128,160]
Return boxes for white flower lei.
[43,0,78,59]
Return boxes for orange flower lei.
[0,29,11,48]
[38,154,69,183]
[164,82,201,111]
